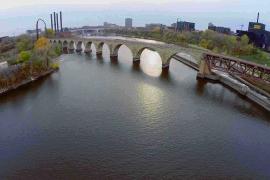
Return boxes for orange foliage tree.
[34,37,50,51]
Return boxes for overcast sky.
[0,0,269,36]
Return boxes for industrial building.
[176,21,195,32]
[236,13,270,51]
[208,23,231,34]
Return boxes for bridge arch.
[132,46,158,62]
[52,40,57,47]
[62,40,68,53]
[85,41,92,49]
[136,47,157,57]
[84,41,93,53]
[76,41,83,53]
[112,44,124,56]
[97,42,105,52]
[69,41,75,50]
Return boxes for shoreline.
[0,69,57,96]
[172,53,270,111]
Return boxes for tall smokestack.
[54,12,57,33]
[56,13,59,32]
[60,11,63,32]
[257,12,260,23]
[50,14,53,31]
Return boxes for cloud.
[0,0,225,10]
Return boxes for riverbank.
[211,71,270,111]
[167,42,270,112]
[172,53,270,111]
[107,30,270,66]
[0,68,57,96]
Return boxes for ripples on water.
[0,45,270,179]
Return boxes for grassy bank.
[0,36,61,92]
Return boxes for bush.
[50,62,60,70]
[19,51,31,62]
[34,37,50,51]
[16,35,34,52]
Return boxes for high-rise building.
[176,21,195,32]
[125,18,133,28]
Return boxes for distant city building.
[0,36,10,43]
[125,18,133,28]
[236,13,270,51]
[176,21,195,32]
[135,27,145,31]
[145,23,165,30]
[171,23,177,28]
[26,29,41,36]
[104,22,119,28]
[208,23,231,34]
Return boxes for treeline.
[105,29,270,65]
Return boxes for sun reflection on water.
[136,82,165,125]
[140,49,162,77]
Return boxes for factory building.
[176,21,195,32]
[208,23,231,34]
[236,13,270,51]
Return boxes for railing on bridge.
[203,53,270,82]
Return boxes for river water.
[0,45,270,179]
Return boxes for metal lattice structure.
[203,53,270,82]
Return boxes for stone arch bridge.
[49,37,270,82]
[49,37,193,70]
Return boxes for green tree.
[16,35,34,52]
[46,29,55,38]
[16,51,32,64]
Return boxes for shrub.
[50,62,60,70]
[19,51,31,62]
[16,35,34,52]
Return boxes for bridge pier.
[162,63,170,70]
[196,58,219,81]
[110,54,118,61]
[68,48,75,54]
[63,47,68,54]
[133,57,140,62]
[96,51,102,57]
[84,49,92,54]
[76,48,82,53]
[197,59,211,79]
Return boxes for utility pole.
[175,18,180,32]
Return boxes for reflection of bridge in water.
[50,37,270,82]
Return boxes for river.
[0,45,270,179]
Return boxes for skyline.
[0,0,269,36]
